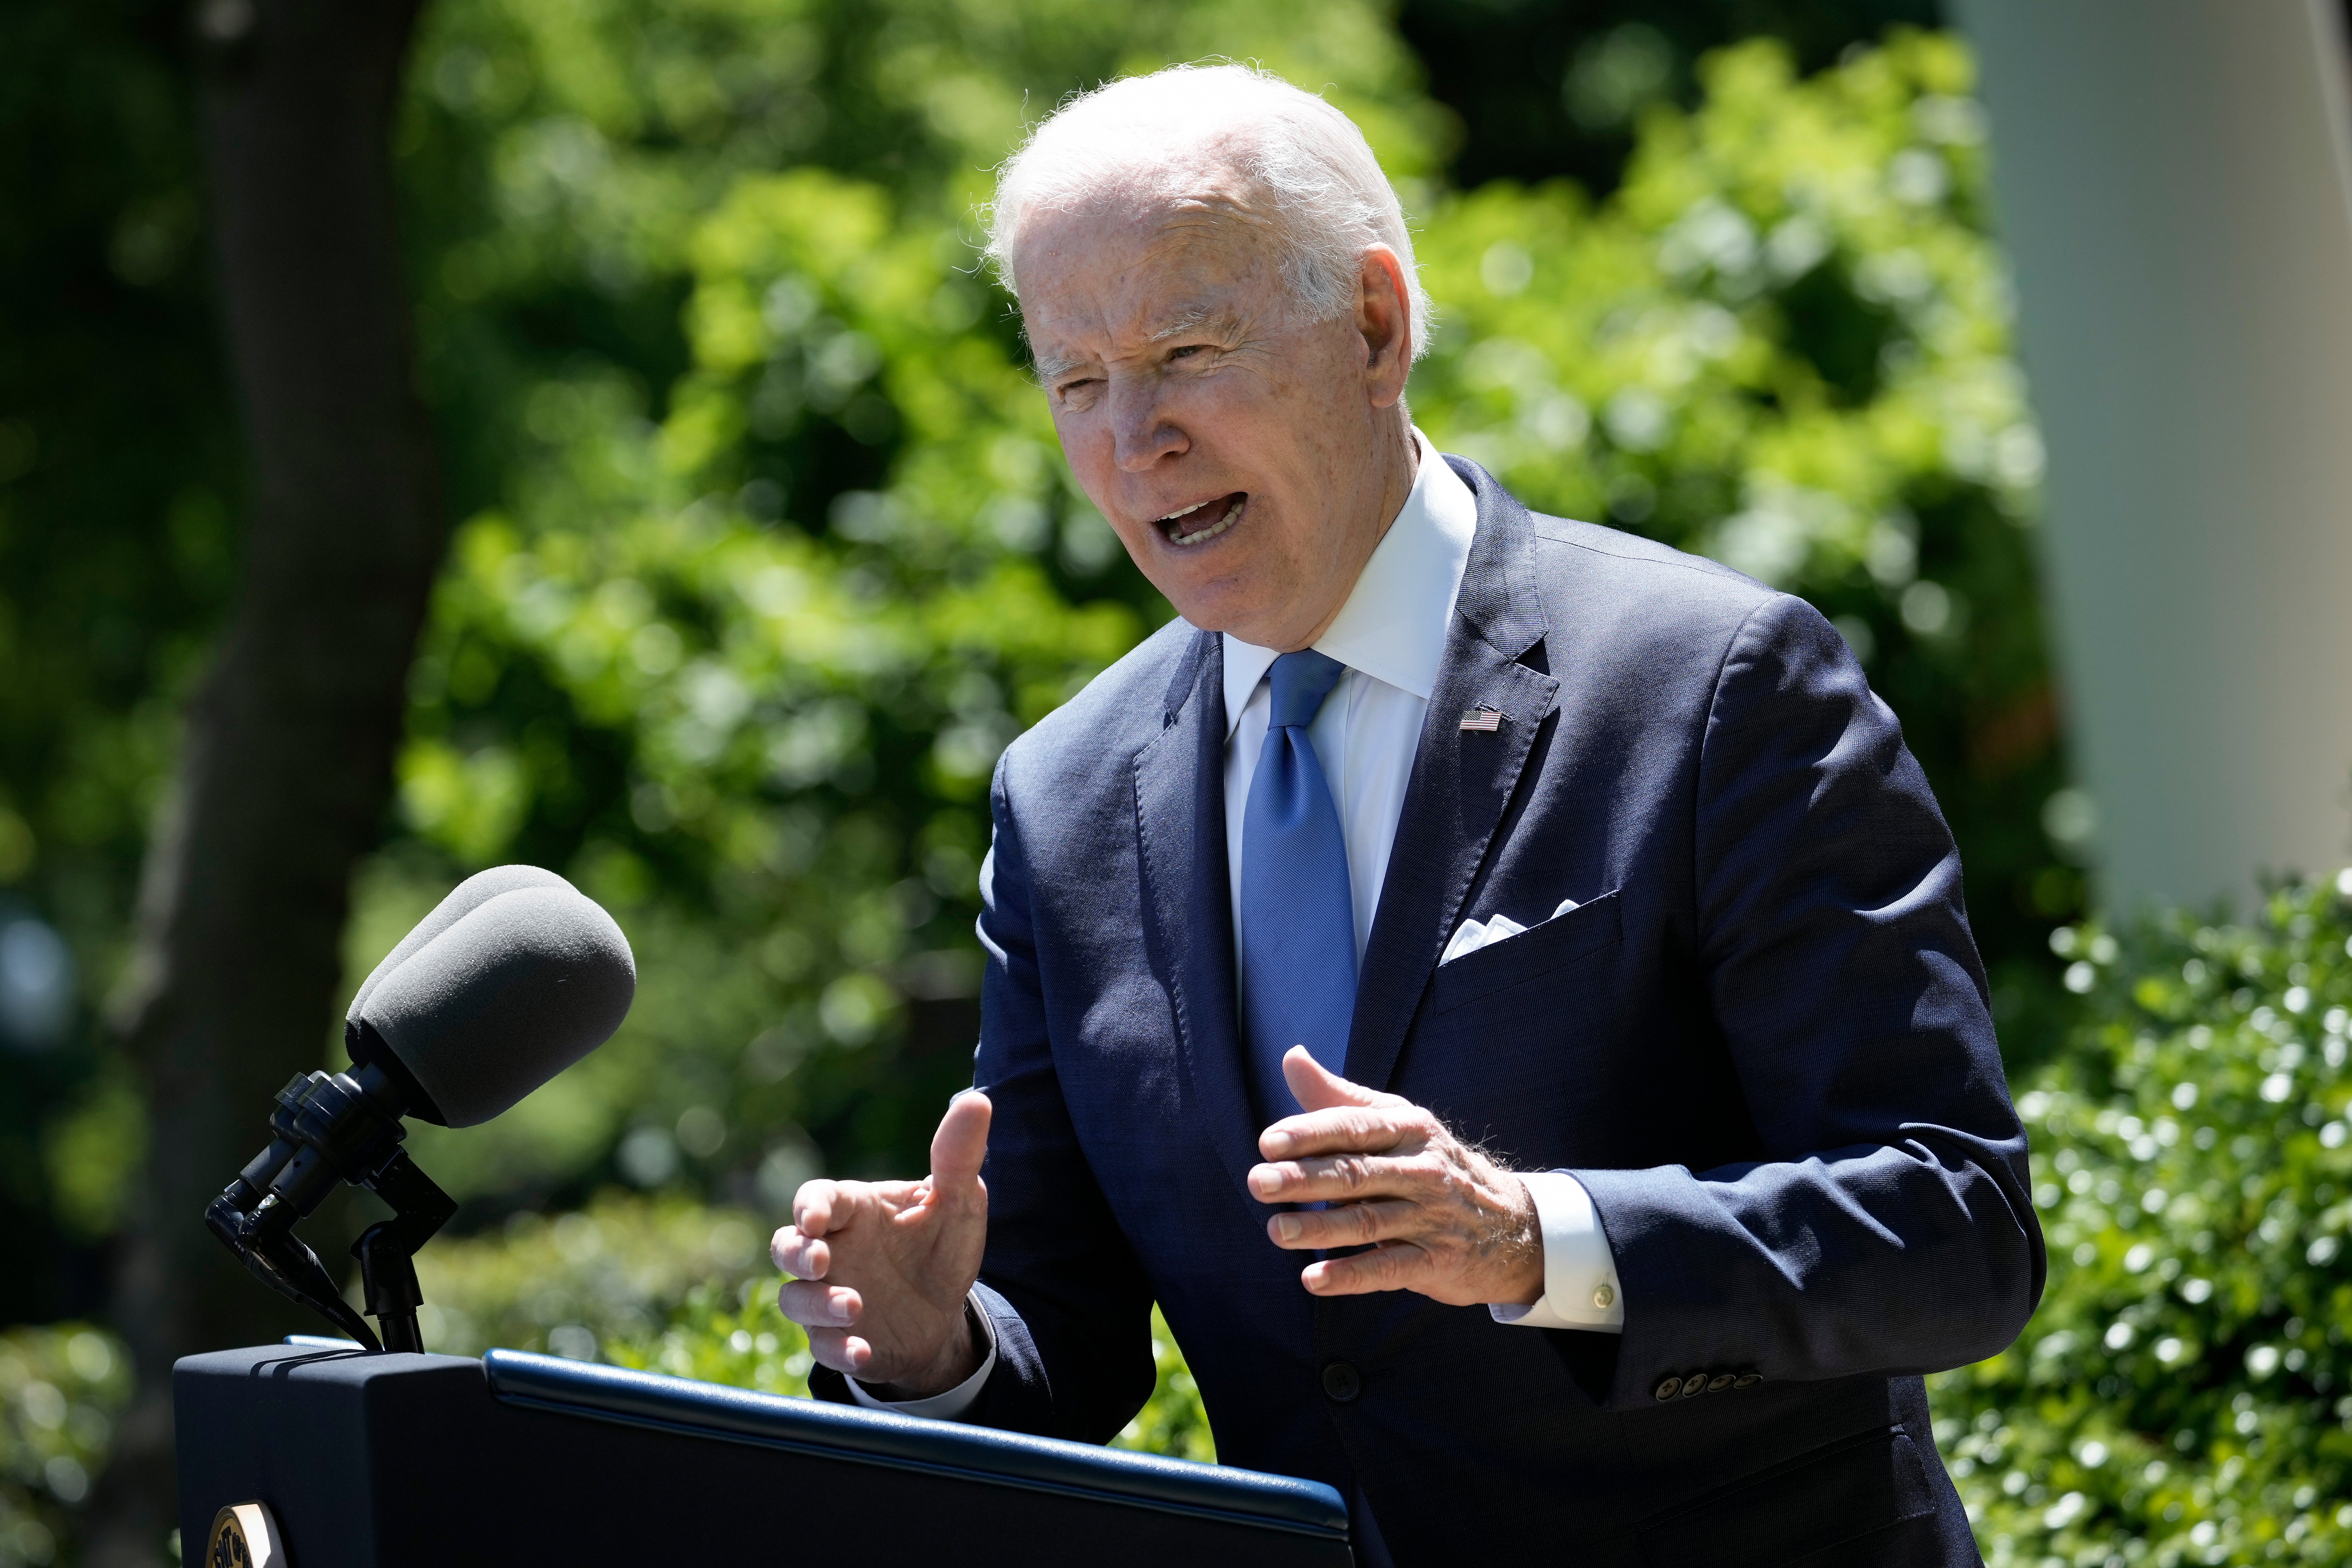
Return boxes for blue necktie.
[1240,650,1356,1123]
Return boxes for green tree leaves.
[1938,879,2352,1564]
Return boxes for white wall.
[1954,0,2352,911]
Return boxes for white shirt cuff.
[1488,1171,1625,1334]
[845,1291,998,1419]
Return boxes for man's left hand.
[1249,1046,1544,1307]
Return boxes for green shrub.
[406,1190,1214,1454]
[0,1325,128,1568]
[1109,1314,1215,1462]
[1931,873,2352,1565]
[409,1191,783,1366]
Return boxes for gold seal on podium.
[207,1501,288,1567]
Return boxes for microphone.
[206,866,636,1352]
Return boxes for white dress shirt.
[853,430,1620,1417]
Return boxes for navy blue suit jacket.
[821,461,2042,1565]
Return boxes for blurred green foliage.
[1930,876,2352,1565]
[406,1191,776,1360]
[1110,1314,1218,1464]
[1397,0,1940,196]
[0,0,244,1325]
[0,1327,128,1568]
[403,1189,1214,1455]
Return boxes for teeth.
[1166,494,1244,546]
[1158,499,1208,522]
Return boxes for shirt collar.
[1220,428,1479,738]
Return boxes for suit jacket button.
[1321,1361,1362,1403]
[1654,1376,1681,1402]
[1733,1373,1762,1388]
[1678,1373,1708,1398]
[1706,1373,1735,1393]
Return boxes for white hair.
[982,63,1432,359]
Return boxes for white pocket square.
[1440,897,1581,966]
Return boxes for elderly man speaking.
[772,63,2042,1566]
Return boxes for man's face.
[1013,185,1412,651]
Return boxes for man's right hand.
[771,1090,993,1398]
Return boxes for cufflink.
[1592,1284,1615,1310]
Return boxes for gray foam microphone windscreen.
[347,864,574,1023]
[349,868,636,1128]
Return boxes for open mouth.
[1156,492,1248,547]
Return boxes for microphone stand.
[206,1062,457,1354]
[352,1150,453,1353]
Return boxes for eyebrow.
[1030,308,1246,387]
[1031,349,1085,385]
[1148,307,1243,346]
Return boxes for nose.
[1109,376,1187,473]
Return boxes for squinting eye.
[1167,345,1205,360]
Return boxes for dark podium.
[175,1341,1352,1565]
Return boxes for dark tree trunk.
[86,1,444,1559]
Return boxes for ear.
[1357,245,1414,410]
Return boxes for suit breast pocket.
[1430,889,1622,1016]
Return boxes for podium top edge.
[482,1347,1350,1538]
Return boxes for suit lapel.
[1132,629,1262,1200]
[1345,462,1560,1093]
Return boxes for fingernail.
[1273,1215,1302,1242]
[1250,1168,1278,1197]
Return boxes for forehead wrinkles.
[1019,193,1286,371]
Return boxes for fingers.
[1250,1140,1443,1203]
[1265,1198,1418,1250]
[1260,1055,1418,1161]
[1281,1047,1394,1113]
[777,1279,863,1330]
[1300,1241,1425,1297]
[929,1090,993,1200]
[1258,1104,1427,1163]
[789,1176,923,1242]
[801,1326,873,1376]
[771,1226,830,1279]
[791,1179,844,1239]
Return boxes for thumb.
[1282,1046,1385,1112]
[929,1089,993,1199]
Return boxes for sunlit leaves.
[0,1323,128,1561]
[1932,876,2352,1564]
[1410,32,2035,604]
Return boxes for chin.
[1172,581,1287,642]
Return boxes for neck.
[1282,412,1418,652]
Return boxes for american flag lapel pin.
[1459,704,1503,732]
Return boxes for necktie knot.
[1268,649,1347,730]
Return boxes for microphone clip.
[205,1061,457,1354]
